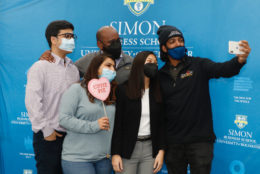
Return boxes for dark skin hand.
[236,40,251,64]
[39,50,55,62]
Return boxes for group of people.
[25,20,251,174]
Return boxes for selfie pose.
[157,25,251,174]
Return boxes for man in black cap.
[157,25,251,174]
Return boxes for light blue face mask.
[59,38,75,52]
[168,46,186,60]
[99,68,116,82]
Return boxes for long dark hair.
[80,54,117,105]
[126,51,162,102]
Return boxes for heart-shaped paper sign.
[88,77,111,101]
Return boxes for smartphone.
[229,41,244,55]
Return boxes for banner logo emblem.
[124,0,154,16]
[234,115,248,129]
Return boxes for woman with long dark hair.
[59,54,117,174]
[111,51,165,174]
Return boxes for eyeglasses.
[57,33,77,40]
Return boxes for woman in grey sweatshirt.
[59,54,117,174]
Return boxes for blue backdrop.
[0,0,259,173]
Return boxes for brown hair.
[80,54,117,105]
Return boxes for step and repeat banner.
[0,0,259,173]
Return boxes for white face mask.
[59,38,75,52]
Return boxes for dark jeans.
[165,142,214,174]
[33,131,66,174]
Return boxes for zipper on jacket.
[171,67,188,88]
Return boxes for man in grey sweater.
[75,26,132,84]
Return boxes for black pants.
[165,142,214,174]
[33,131,66,174]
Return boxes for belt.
[137,135,151,141]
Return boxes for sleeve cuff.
[91,120,101,133]
[42,127,55,138]
[234,56,246,66]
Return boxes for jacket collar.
[160,55,191,75]
[52,52,72,66]
[117,53,132,69]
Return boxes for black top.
[111,83,166,159]
[159,56,244,144]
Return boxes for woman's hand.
[98,117,110,130]
[112,154,123,173]
[153,150,164,173]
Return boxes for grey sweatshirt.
[59,83,115,162]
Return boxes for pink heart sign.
[88,77,111,101]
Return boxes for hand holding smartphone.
[229,41,244,55]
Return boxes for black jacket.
[159,56,244,144]
[111,83,165,159]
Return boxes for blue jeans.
[62,158,112,174]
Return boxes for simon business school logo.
[234,115,248,129]
[124,0,154,16]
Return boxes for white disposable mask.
[59,38,75,52]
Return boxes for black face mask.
[102,39,122,59]
[144,63,158,78]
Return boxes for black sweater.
[159,56,244,144]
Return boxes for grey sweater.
[59,83,115,162]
